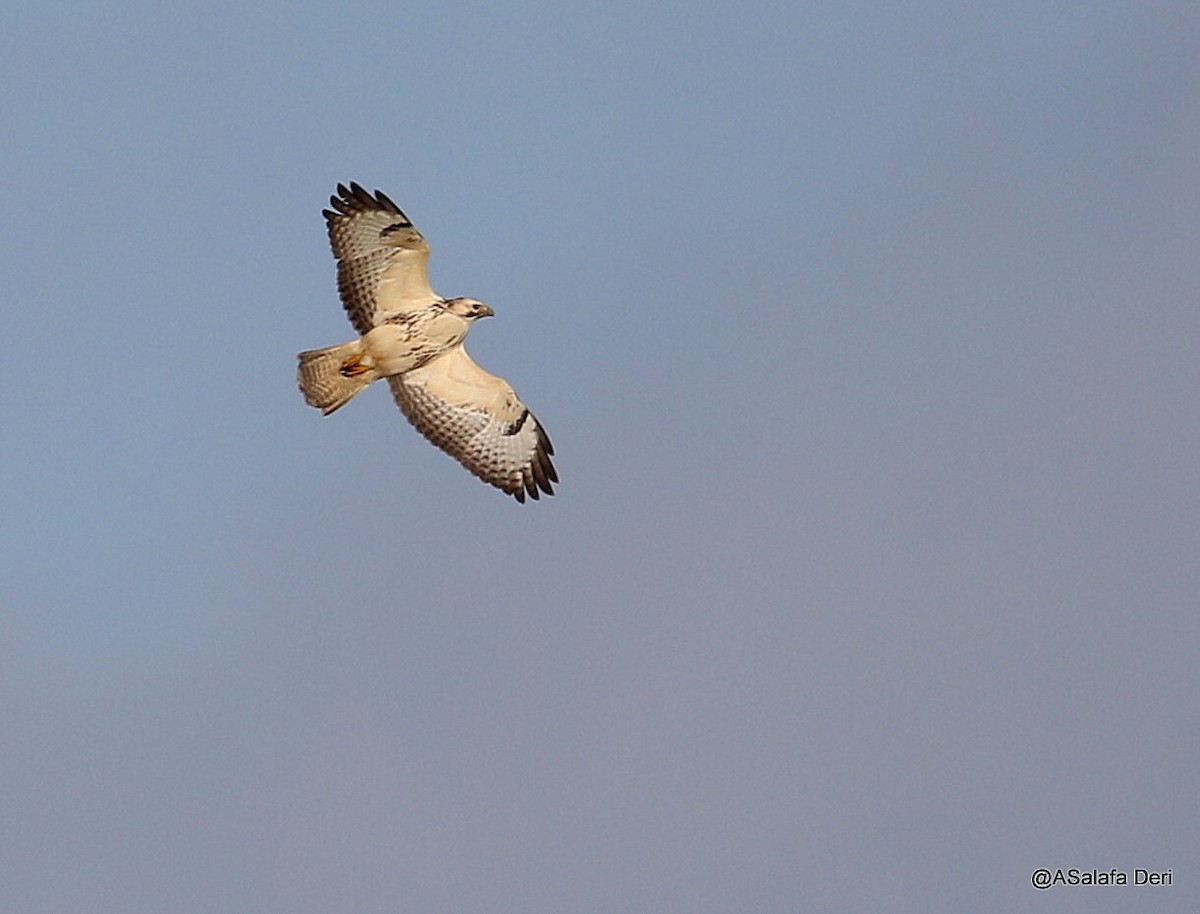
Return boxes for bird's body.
[298,298,489,411]
[297,184,556,502]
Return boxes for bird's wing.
[388,345,557,502]
[324,182,439,334]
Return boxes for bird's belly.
[362,323,458,377]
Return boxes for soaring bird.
[298,183,556,502]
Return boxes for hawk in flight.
[298,183,557,502]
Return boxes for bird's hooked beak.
[478,303,495,318]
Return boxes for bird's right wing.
[324,182,440,334]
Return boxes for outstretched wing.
[324,182,440,334]
[388,346,557,502]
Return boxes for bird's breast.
[362,313,469,377]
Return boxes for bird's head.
[443,297,494,320]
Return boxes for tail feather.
[297,340,377,414]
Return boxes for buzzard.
[298,183,557,502]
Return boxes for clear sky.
[2,3,1197,911]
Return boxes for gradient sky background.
[2,3,1197,912]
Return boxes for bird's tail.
[297,340,379,415]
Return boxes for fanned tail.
[297,340,378,415]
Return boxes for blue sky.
[2,3,1198,911]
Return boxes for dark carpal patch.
[503,408,530,436]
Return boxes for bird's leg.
[340,355,371,377]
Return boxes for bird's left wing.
[324,182,439,334]
[388,346,557,502]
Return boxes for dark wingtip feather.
[325,182,408,222]
[373,187,403,214]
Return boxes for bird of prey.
[297,183,557,502]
